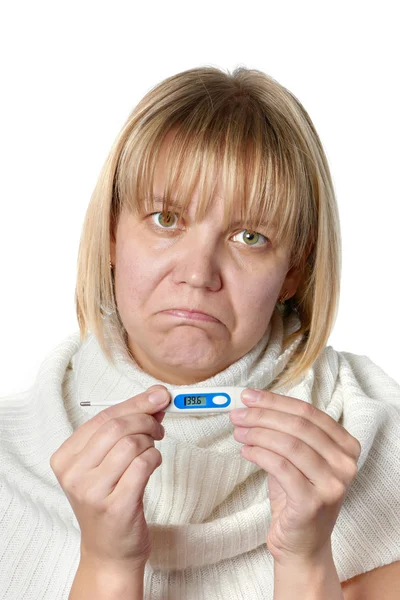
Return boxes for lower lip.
[162,310,219,323]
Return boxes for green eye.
[234,230,268,247]
[150,213,268,248]
[152,211,178,228]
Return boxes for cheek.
[235,279,280,338]
[115,245,154,306]
[235,270,282,311]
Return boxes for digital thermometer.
[80,387,249,415]
[164,387,248,414]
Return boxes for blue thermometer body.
[164,387,247,415]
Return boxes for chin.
[128,326,232,370]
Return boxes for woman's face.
[110,147,303,384]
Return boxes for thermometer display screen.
[184,395,207,406]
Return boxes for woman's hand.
[230,388,361,565]
[50,385,171,571]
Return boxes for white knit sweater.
[1,308,400,600]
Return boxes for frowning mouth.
[161,309,220,323]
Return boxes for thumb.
[145,386,171,420]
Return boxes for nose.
[172,230,222,291]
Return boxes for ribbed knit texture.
[1,307,400,599]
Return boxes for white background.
[0,1,399,397]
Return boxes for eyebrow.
[145,195,267,231]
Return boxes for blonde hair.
[75,65,341,391]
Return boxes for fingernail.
[149,388,169,404]
[241,389,261,402]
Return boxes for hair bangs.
[114,108,307,260]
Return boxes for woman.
[1,66,399,600]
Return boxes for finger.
[52,385,170,464]
[241,442,312,506]
[73,413,165,471]
[240,389,361,459]
[231,408,356,478]
[153,411,167,425]
[86,433,156,498]
[108,445,163,508]
[235,426,341,493]
[105,386,171,419]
